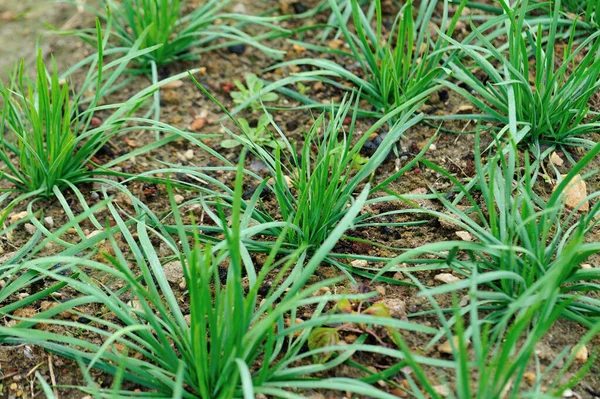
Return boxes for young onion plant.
[255,0,467,120]
[195,85,430,261]
[0,155,440,398]
[391,132,600,327]
[87,0,288,69]
[394,276,600,398]
[442,0,600,147]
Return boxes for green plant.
[86,0,287,68]
[258,0,467,120]
[391,131,600,327]
[220,113,283,149]
[230,73,279,111]
[0,21,150,200]
[0,155,439,398]
[562,0,600,26]
[202,91,428,254]
[442,0,600,147]
[393,277,600,398]
[0,20,214,227]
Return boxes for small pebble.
[24,223,36,235]
[174,194,185,205]
[524,371,536,385]
[550,151,564,166]
[574,345,588,363]
[434,273,461,284]
[9,211,28,224]
[183,149,194,160]
[227,44,246,55]
[554,174,589,212]
[455,231,472,241]
[292,2,307,13]
[43,216,54,229]
[350,259,368,268]
[438,335,470,355]
[163,261,184,284]
[190,118,206,131]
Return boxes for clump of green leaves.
[221,96,425,250]
[265,0,467,120]
[230,73,279,111]
[394,129,600,327]
[220,114,283,149]
[91,0,286,68]
[0,156,438,398]
[0,22,145,199]
[562,0,600,27]
[444,0,600,147]
[394,279,600,398]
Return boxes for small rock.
[393,271,404,280]
[328,39,344,49]
[43,216,54,229]
[292,2,307,13]
[456,104,474,113]
[24,223,36,235]
[350,259,368,268]
[179,280,187,290]
[374,286,386,296]
[9,211,28,224]
[163,261,184,284]
[174,194,185,205]
[434,273,461,284]
[292,43,307,53]
[267,175,293,188]
[190,118,206,132]
[383,298,406,318]
[550,152,564,166]
[161,90,180,104]
[574,345,588,363]
[455,231,472,241]
[390,388,408,397]
[232,3,246,13]
[433,385,450,396]
[524,371,536,385]
[554,174,589,211]
[227,44,246,55]
[91,192,100,201]
[183,149,194,160]
[438,335,470,355]
[581,263,593,269]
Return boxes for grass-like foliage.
[560,0,600,27]
[92,0,287,68]
[0,22,141,199]
[207,92,426,251]
[444,0,600,147]
[0,53,84,196]
[413,133,600,326]
[267,0,467,119]
[0,156,439,398]
[396,279,600,398]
